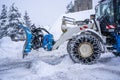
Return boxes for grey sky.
[0,0,70,26]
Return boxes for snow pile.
[1,52,120,80]
[0,37,24,59]
[30,54,120,80]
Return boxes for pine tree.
[7,3,23,41]
[66,1,74,13]
[24,11,32,29]
[0,4,8,39]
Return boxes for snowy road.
[0,53,120,80]
[0,37,120,80]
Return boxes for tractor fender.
[82,29,105,53]
[81,29,104,44]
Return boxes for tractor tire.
[67,36,78,54]
[67,34,101,64]
[113,52,120,57]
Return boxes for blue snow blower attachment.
[18,24,55,58]
[42,34,54,51]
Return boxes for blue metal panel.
[18,24,32,53]
[113,33,120,52]
[42,34,54,51]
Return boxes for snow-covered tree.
[0,4,8,39]
[0,5,7,28]
[24,11,32,29]
[7,3,24,41]
[66,1,74,13]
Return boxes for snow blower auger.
[19,0,120,64]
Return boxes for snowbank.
[30,54,120,80]
[0,37,24,59]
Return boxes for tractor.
[64,0,120,64]
[19,0,120,64]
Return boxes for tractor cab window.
[116,0,120,25]
[96,0,114,24]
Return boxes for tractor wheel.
[113,52,120,57]
[67,34,101,64]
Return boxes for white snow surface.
[0,37,120,80]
